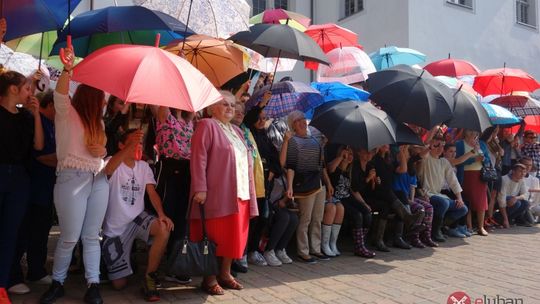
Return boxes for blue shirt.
[30,113,56,205]
[392,172,417,198]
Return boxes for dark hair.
[37,90,54,108]
[119,128,138,144]
[241,92,250,98]
[444,143,456,151]
[432,136,445,142]
[518,156,532,163]
[480,126,496,142]
[0,70,27,97]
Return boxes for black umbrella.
[229,23,329,65]
[366,64,455,130]
[309,100,422,150]
[445,87,492,132]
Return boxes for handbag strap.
[183,197,209,241]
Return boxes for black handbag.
[480,161,498,183]
[166,201,219,277]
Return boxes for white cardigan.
[54,91,104,174]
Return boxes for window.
[344,0,364,18]
[252,0,266,15]
[517,0,538,27]
[274,0,288,10]
[446,0,473,9]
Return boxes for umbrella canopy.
[250,8,310,29]
[229,23,329,65]
[0,43,41,76]
[165,36,245,87]
[1,0,81,40]
[316,46,376,84]
[135,0,250,38]
[480,103,522,126]
[424,58,480,77]
[309,100,421,150]
[490,95,540,117]
[246,81,324,118]
[72,44,222,112]
[369,46,426,71]
[304,23,358,53]
[246,48,297,73]
[311,82,370,102]
[6,30,57,59]
[435,75,477,96]
[445,88,492,132]
[366,64,455,129]
[473,67,540,97]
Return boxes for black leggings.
[247,198,270,252]
[265,208,299,251]
[341,196,372,229]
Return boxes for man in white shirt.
[519,157,540,222]
[101,129,174,302]
[418,137,468,242]
[496,163,532,228]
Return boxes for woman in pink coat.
[190,91,258,295]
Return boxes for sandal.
[217,277,244,290]
[201,282,224,296]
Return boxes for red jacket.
[189,118,258,219]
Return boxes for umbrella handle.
[154,33,161,47]
[59,35,73,66]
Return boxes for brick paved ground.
[12,226,540,304]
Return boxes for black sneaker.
[142,272,160,302]
[297,255,317,264]
[311,253,331,261]
[164,274,192,285]
[40,280,64,304]
[83,283,103,304]
[231,261,248,273]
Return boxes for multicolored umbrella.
[480,103,521,126]
[316,46,376,84]
[369,46,426,71]
[473,67,540,97]
[246,81,324,118]
[250,8,310,30]
[72,44,223,112]
[490,95,540,117]
[424,58,480,77]
[246,48,297,73]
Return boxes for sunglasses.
[431,143,443,148]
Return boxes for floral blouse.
[155,112,193,160]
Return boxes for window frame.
[341,0,364,20]
[446,0,474,10]
[516,0,538,29]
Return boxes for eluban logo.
[448,291,525,304]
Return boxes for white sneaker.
[8,283,30,295]
[30,275,52,285]
[263,250,282,267]
[275,249,293,264]
[248,251,267,266]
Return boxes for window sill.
[446,2,474,10]
[516,21,538,30]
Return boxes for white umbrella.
[135,0,250,38]
[0,43,42,77]
[316,46,376,85]
[246,48,297,73]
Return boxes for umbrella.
[435,75,477,96]
[0,43,41,76]
[0,0,81,41]
[246,81,324,118]
[51,6,195,57]
[473,67,540,97]
[309,100,421,150]
[229,23,329,65]
[246,48,297,73]
[490,95,540,117]
[304,23,358,53]
[250,8,310,30]
[311,82,370,102]
[366,64,455,129]
[369,46,426,71]
[135,0,250,38]
[72,44,222,112]
[424,58,480,77]
[445,88,492,132]
[480,103,522,126]
[316,46,376,84]
[164,36,245,87]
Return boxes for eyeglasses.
[431,143,443,148]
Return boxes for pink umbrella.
[72,44,222,112]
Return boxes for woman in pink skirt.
[190,91,258,295]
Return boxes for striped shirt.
[286,135,322,173]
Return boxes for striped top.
[285,135,322,173]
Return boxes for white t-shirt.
[523,174,540,207]
[103,161,156,237]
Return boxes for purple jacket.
[189,118,258,220]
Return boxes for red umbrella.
[424,58,480,77]
[473,67,540,97]
[72,44,223,112]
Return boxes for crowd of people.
[1,43,540,304]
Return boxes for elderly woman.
[285,111,332,263]
[190,91,258,295]
[455,129,491,236]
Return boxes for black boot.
[374,219,390,252]
[83,283,103,304]
[391,199,424,230]
[393,221,412,249]
[431,217,446,243]
[40,280,64,304]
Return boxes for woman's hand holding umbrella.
[193,192,207,205]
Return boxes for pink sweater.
[189,119,258,220]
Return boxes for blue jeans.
[0,164,30,287]
[429,195,469,223]
[52,169,109,284]
[495,199,530,224]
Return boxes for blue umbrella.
[247,81,324,118]
[1,0,81,40]
[369,46,426,71]
[306,82,370,119]
[481,103,522,126]
[51,6,195,57]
